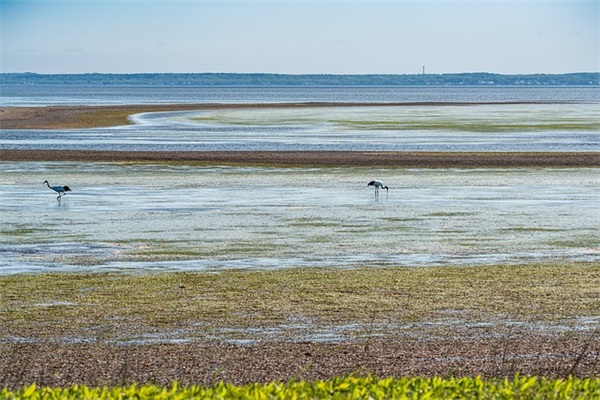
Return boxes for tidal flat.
[2,87,599,386]
[0,162,598,273]
[1,263,599,386]
[1,161,598,385]
[2,102,598,152]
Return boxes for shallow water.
[3,85,599,106]
[1,162,598,274]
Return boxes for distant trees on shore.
[1,72,598,86]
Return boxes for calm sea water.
[2,84,600,106]
[1,85,599,152]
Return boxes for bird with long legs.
[367,180,388,196]
[43,180,71,201]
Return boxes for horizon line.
[2,71,600,76]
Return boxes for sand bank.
[0,101,574,130]
[1,149,598,167]
[3,103,597,167]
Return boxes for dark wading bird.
[367,180,389,195]
[44,180,71,201]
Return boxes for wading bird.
[43,180,71,201]
[367,180,389,195]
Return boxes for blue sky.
[1,0,598,74]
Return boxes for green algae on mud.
[328,119,600,132]
[190,103,600,132]
[3,150,599,168]
[3,101,598,130]
[1,263,598,344]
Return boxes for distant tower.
[422,66,425,75]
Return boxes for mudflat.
[2,335,596,388]
[0,102,563,130]
[1,149,599,168]
[2,103,598,167]
[1,264,599,388]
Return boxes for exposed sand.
[1,104,236,129]
[0,102,563,130]
[1,149,599,168]
[2,333,598,388]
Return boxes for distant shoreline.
[2,71,599,86]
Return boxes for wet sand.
[2,103,598,167]
[0,102,564,130]
[1,149,599,167]
[2,333,598,388]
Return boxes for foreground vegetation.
[3,375,600,399]
[1,263,598,343]
[2,263,598,387]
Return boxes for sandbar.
[0,101,577,130]
[2,103,598,167]
[1,149,598,168]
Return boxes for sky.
[1,0,598,75]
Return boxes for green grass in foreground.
[4,376,599,399]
